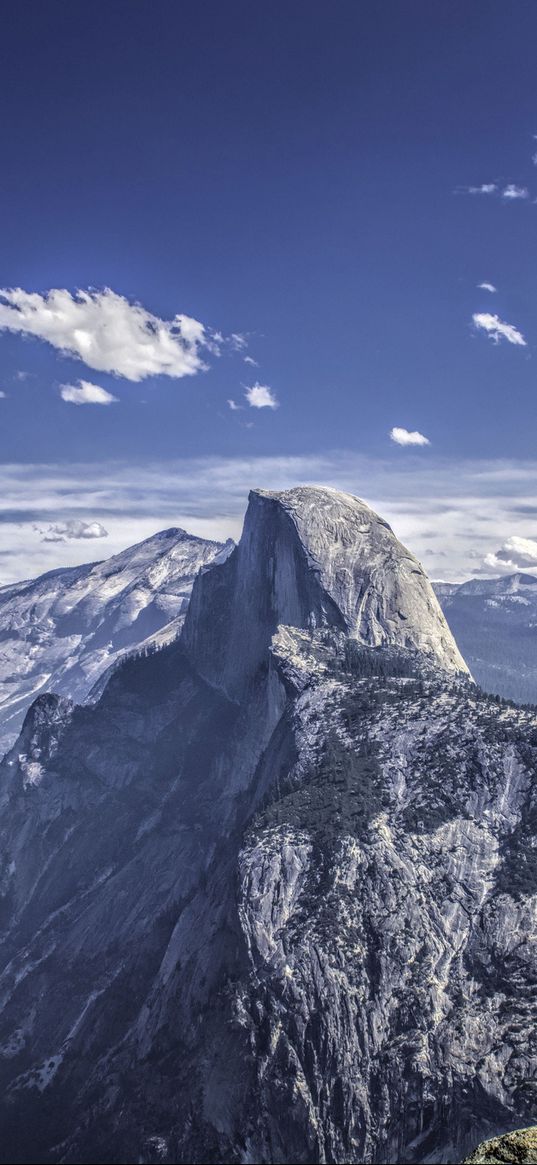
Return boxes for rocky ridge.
[463,1125,537,1163]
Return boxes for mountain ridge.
[435,571,537,704]
[0,526,232,754]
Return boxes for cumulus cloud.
[390,427,430,447]
[0,287,213,382]
[478,282,497,293]
[244,382,278,409]
[37,519,109,544]
[243,355,258,366]
[472,312,526,346]
[60,379,118,405]
[484,535,537,573]
[227,398,241,411]
[502,184,529,200]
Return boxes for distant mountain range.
[0,528,232,754]
[435,572,537,704]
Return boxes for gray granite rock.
[463,1126,537,1163]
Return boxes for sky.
[1,1,537,582]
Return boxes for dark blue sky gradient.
[0,1,536,464]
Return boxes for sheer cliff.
[0,487,535,1165]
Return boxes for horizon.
[3,474,537,590]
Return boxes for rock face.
[463,1126,537,1163]
[183,486,468,699]
[0,486,535,1165]
[0,527,231,754]
[435,572,537,705]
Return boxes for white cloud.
[473,312,526,346]
[244,382,278,409]
[478,282,497,293]
[502,184,529,200]
[484,535,537,573]
[0,287,213,382]
[0,391,6,399]
[466,183,497,195]
[390,427,430,447]
[243,355,258,366]
[230,333,247,351]
[462,183,530,201]
[227,398,241,411]
[37,520,109,544]
[60,379,119,406]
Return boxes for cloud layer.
[0,287,212,382]
[5,452,537,584]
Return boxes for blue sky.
[2,1,537,581]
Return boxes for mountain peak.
[183,484,469,698]
[0,525,229,753]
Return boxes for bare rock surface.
[463,1126,537,1163]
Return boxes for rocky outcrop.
[463,1126,537,1163]
[0,486,534,1165]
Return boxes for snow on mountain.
[0,527,232,754]
[0,486,535,1165]
[435,571,537,704]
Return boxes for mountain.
[0,486,536,1165]
[0,527,232,755]
[435,572,537,704]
